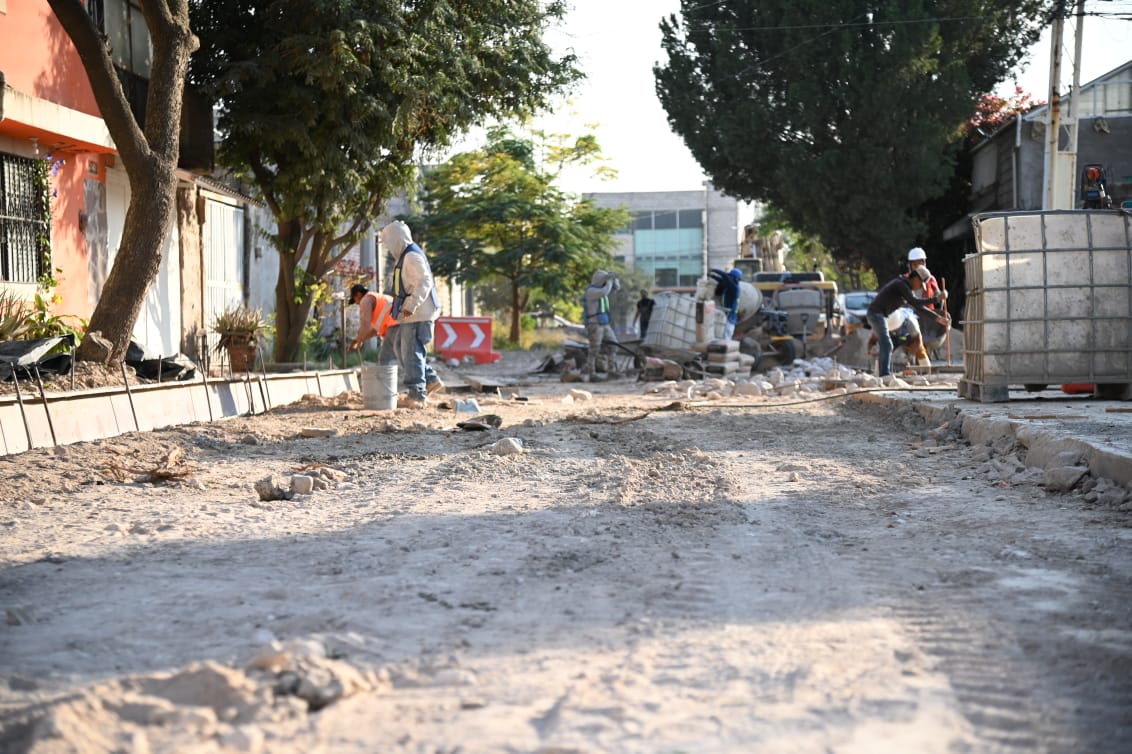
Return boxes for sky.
[530,0,1132,195]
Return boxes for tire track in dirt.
[825,402,1132,754]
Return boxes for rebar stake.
[33,366,57,447]
[120,362,140,432]
[9,368,33,451]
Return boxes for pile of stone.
[643,357,938,401]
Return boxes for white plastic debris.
[490,437,524,455]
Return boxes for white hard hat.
[907,247,927,262]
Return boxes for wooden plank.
[463,374,518,392]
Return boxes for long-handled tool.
[942,276,952,366]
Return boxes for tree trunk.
[50,0,198,364]
[510,281,523,344]
[273,259,308,363]
[271,228,352,363]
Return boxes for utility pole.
[1043,0,1066,209]
[1065,0,1086,208]
[702,180,710,278]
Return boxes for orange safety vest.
[364,292,398,338]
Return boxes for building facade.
[1,1,262,364]
[955,59,1132,237]
[585,182,749,289]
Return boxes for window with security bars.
[0,153,50,284]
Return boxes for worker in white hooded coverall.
[582,270,620,380]
[378,221,443,408]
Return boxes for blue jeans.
[377,332,399,367]
[867,311,893,377]
[387,321,439,400]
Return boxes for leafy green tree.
[416,127,629,343]
[189,0,579,361]
[49,0,198,362]
[655,0,1047,278]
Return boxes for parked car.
[838,290,877,334]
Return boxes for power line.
[677,11,1128,35]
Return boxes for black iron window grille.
[0,153,50,284]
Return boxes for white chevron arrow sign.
[440,322,458,349]
[468,323,485,348]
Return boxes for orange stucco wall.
[50,154,98,321]
[1,3,109,320]
[0,1,101,116]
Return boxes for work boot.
[427,379,445,396]
[397,395,427,409]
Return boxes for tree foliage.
[655,0,1048,278]
[414,127,629,343]
[966,86,1045,139]
[49,0,198,362]
[189,0,580,361]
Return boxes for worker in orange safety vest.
[347,283,397,353]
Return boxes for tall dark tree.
[49,0,198,362]
[655,0,1048,278]
[415,128,629,343]
[190,0,580,361]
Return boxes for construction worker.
[379,221,444,408]
[633,289,656,339]
[582,270,620,380]
[906,247,945,306]
[347,283,397,357]
[906,247,950,362]
[866,266,947,382]
[708,268,743,339]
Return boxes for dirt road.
[1,362,1130,753]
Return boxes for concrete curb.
[0,369,359,456]
[854,391,1132,488]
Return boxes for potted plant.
[212,304,264,372]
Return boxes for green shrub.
[211,304,264,351]
[0,287,85,342]
[23,288,86,341]
[0,290,31,341]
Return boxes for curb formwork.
[0,369,359,456]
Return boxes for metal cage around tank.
[960,210,1132,402]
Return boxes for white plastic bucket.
[361,364,398,410]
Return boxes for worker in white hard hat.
[905,246,949,363]
[905,248,942,303]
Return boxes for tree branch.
[46,0,148,171]
[139,0,198,163]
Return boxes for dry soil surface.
[1,353,1130,754]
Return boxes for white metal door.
[104,169,181,356]
[202,197,246,350]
